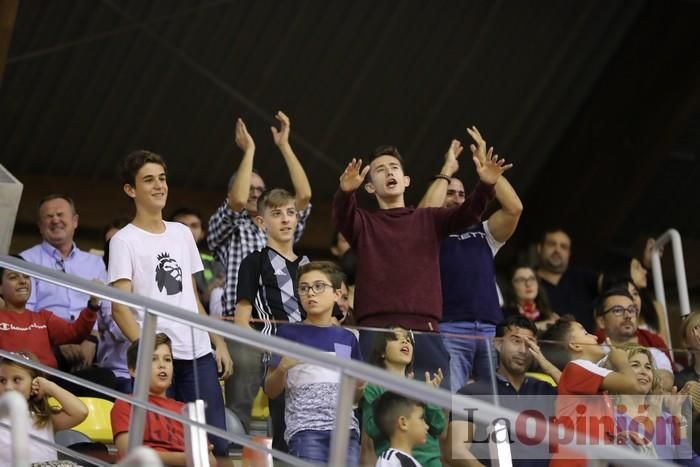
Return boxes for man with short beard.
[594,287,674,391]
[450,316,559,467]
[536,228,598,331]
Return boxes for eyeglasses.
[513,277,537,285]
[602,305,639,317]
[298,282,334,295]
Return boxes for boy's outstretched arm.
[227,118,256,212]
[418,139,463,208]
[467,127,523,243]
[271,111,312,211]
[601,346,646,394]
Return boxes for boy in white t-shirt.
[109,149,233,457]
[373,392,427,467]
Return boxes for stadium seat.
[251,388,269,419]
[525,372,557,387]
[50,397,114,444]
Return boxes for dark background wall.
[2,1,699,313]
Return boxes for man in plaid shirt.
[208,112,312,318]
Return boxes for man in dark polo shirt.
[449,316,559,467]
[536,228,598,331]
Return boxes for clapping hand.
[339,158,370,193]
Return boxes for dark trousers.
[170,353,228,456]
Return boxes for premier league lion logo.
[155,252,183,295]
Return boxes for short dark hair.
[373,391,422,440]
[539,315,577,371]
[0,254,26,284]
[120,150,167,186]
[168,207,203,223]
[126,333,172,370]
[595,286,633,318]
[539,227,570,245]
[37,194,77,218]
[496,315,538,338]
[298,261,345,289]
[368,325,414,377]
[368,145,405,168]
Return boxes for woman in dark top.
[502,265,559,333]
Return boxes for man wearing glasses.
[21,194,108,374]
[594,286,674,390]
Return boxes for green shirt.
[362,383,446,467]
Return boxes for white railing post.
[328,373,356,466]
[488,420,513,467]
[0,391,31,467]
[184,400,210,467]
[127,309,159,451]
[651,229,692,352]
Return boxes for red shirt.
[550,359,613,467]
[332,182,494,331]
[0,308,96,368]
[111,394,186,455]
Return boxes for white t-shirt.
[376,448,421,467]
[108,221,212,360]
[0,416,57,466]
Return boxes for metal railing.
[651,229,692,351]
[0,255,676,467]
[0,391,30,467]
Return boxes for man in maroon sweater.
[332,140,510,385]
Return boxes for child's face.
[0,364,33,400]
[628,352,653,395]
[150,343,174,394]
[0,270,31,308]
[365,155,410,200]
[298,270,341,316]
[258,202,298,244]
[384,329,414,367]
[125,162,168,211]
[684,320,700,351]
[568,321,604,361]
[405,405,428,445]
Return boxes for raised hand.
[472,148,512,185]
[234,118,255,152]
[466,126,488,165]
[425,368,444,388]
[440,139,464,177]
[339,158,370,193]
[271,110,291,147]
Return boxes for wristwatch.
[87,300,102,311]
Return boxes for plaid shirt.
[207,199,311,316]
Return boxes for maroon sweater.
[332,182,495,331]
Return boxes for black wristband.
[87,301,101,312]
[432,174,451,183]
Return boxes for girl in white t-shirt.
[0,352,88,467]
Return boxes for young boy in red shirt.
[541,316,645,467]
[111,333,217,466]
